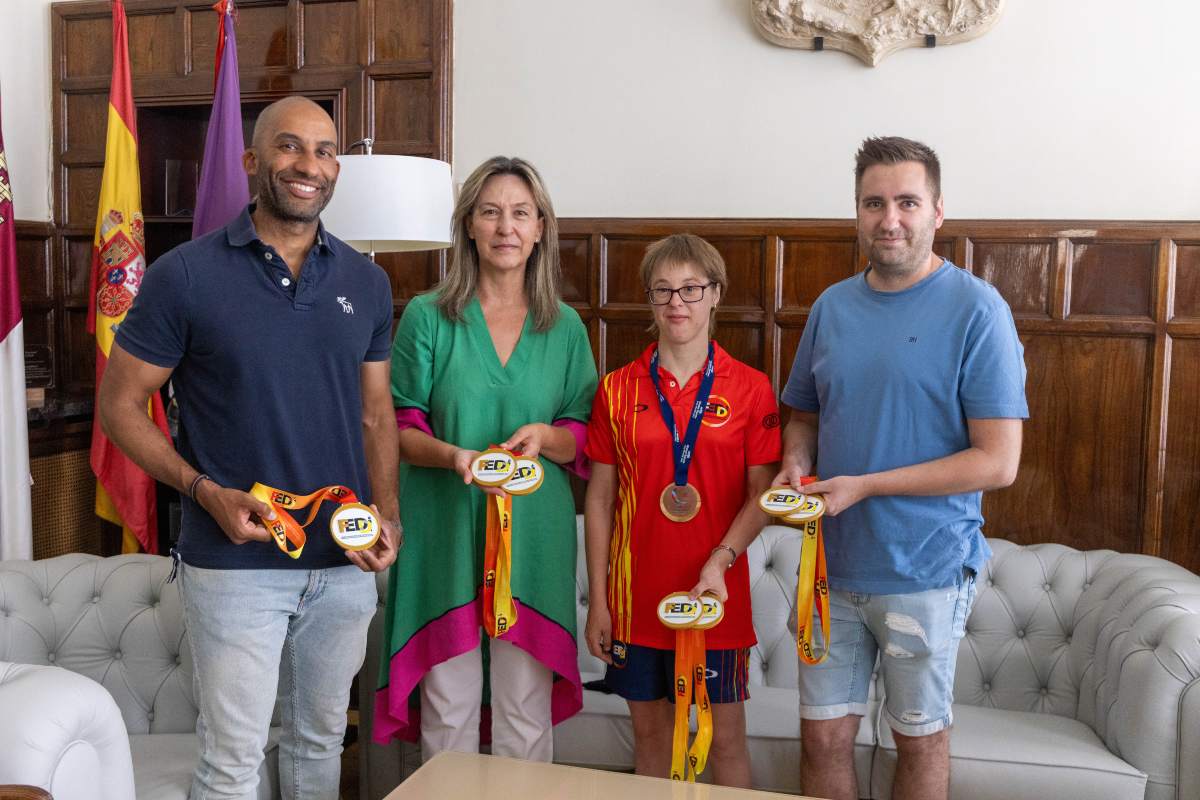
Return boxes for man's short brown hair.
[854,136,941,201]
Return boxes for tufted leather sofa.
[0,554,280,800]
[356,519,1200,800]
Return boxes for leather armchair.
[0,554,280,800]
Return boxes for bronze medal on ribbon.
[660,482,702,522]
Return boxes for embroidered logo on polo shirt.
[337,296,354,314]
[701,395,732,428]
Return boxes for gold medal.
[328,502,381,551]
[657,592,703,629]
[660,482,701,522]
[471,447,517,487]
[501,456,544,495]
[758,487,807,516]
[784,493,826,523]
[694,593,725,630]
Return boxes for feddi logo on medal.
[657,592,703,629]
[329,503,380,551]
[501,456,544,495]
[759,486,806,515]
[785,494,826,522]
[471,448,517,486]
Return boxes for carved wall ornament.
[752,0,1005,66]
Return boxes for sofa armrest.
[1071,561,1200,800]
[0,662,135,800]
[0,787,53,800]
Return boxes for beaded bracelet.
[188,473,211,503]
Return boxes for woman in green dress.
[374,156,597,762]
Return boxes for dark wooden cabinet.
[41,0,451,430]
[28,0,450,554]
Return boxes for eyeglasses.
[645,282,716,305]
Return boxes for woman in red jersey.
[583,233,781,786]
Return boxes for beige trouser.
[419,637,553,762]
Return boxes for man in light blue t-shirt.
[777,137,1028,800]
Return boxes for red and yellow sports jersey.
[586,342,782,650]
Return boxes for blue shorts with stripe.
[603,643,751,704]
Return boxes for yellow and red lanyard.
[792,476,829,664]
[249,482,361,559]
[482,492,517,636]
[758,478,830,664]
[472,447,544,638]
[658,592,724,781]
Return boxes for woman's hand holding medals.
[467,445,545,637]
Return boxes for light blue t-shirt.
[781,261,1028,594]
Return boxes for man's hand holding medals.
[759,479,830,664]
[233,479,400,572]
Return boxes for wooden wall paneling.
[779,236,857,311]
[372,0,433,63]
[1139,239,1174,558]
[970,239,1055,319]
[1173,241,1200,320]
[559,234,590,306]
[1068,240,1157,319]
[1161,336,1200,573]
[376,250,439,311]
[369,75,434,153]
[301,0,359,68]
[191,2,292,74]
[126,8,180,76]
[982,332,1151,552]
[763,234,780,392]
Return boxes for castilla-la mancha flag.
[87,0,170,554]
[0,90,34,561]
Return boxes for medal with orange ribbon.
[249,483,380,560]
[759,478,829,664]
[473,448,544,637]
[659,591,724,781]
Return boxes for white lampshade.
[321,154,454,253]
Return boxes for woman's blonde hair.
[434,156,561,332]
[640,233,727,336]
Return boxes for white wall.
[1,0,55,222]
[6,2,1198,222]
[455,0,1200,220]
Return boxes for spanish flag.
[87,0,170,554]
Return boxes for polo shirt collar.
[225,203,336,254]
[633,340,733,379]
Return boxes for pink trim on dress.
[395,407,433,436]
[374,598,584,744]
[552,418,591,480]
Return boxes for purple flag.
[192,3,248,238]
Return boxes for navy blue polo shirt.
[115,206,393,569]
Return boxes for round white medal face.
[657,592,703,629]
[759,487,807,516]
[471,448,517,486]
[329,503,381,551]
[502,456,544,495]
[694,594,725,630]
[784,493,826,522]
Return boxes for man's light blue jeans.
[179,561,377,800]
